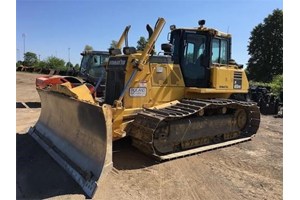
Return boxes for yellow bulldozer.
[29,17,260,198]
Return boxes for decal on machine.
[129,87,147,97]
[233,80,242,89]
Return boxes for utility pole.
[22,33,26,60]
[17,48,20,62]
[38,54,41,61]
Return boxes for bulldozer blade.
[29,88,112,198]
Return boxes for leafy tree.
[16,61,22,67]
[136,36,147,51]
[65,61,74,69]
[84,45,93,51]
[136,36,156,54]
[23,52,38,67]
[269,74,283,96]
[37,60,47,69]
[74,63,80,71]
[45,56,66,70]
[109,40,118,49]
[246,9,283,82]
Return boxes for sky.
[16,0,282,67]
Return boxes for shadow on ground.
[112,138,158,170]
[16,132,86,199]
[16,133,158,199]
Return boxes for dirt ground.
[16,72,283,200]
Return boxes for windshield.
[80,55,108,78]
[79,53,109,84]
[80,55,90,73]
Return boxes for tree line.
[16,51,79,71]
[16,36,150,72]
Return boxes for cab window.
[212,38,228,64]
[220,40,228,64]
[185,43,194,64]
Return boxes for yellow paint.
[50,82,96,104]
[210,66,249,91]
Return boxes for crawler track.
[129,98,260,160]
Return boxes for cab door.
[180,32,210,88]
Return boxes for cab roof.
[173,26,231,38]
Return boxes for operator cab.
[79,50,109,85]
[168,20,231,88]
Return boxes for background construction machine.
[248,85,282,116]
[77,50,109,96]
[75,26,131,98]
[30,18,260,197]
